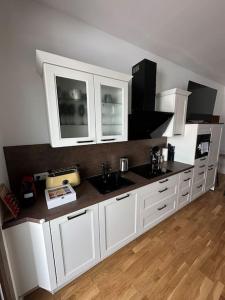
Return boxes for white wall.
[1,0,225,179]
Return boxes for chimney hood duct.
[128,59,173,140]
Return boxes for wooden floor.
[26,176,225,300]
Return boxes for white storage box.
[45,184,76,209]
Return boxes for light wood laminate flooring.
[26,175,225,300]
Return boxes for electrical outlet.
[33,172,49,181]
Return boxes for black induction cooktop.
[130,164,172,180]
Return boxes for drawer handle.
[101,138,116,142]
[184,177,191,182]
[197,184,203,189]
[158,187,168,193]
[184,170,191,174]
[200,158,206,161]
[182,192,189,196]
[68,210,87,220]
[158,204,167,211]
[116,194,130,201]
[208,167,213,171]
[199,165,205,168]
[77,140,94,144]
[159,179,169,184]
[208,164,214,168]
[198,172,204,175]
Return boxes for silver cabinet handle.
[182,192,189,196]
[101,138,116,142]
[184,177,191,182]
[208,167,213,171]
[77,140,94,144]
[158,187,168,193]
[116,194,130,201]
[200,157,206,161]
[208,164,214,168]
[198,172,204,175]
[197,184,203,189]
[199,165,205,168]
[184,170,191,174]
[68,210,87,220]
[159,179,168,184]
[158,204,167,211]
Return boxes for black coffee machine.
[150,146,163,172]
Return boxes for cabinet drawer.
[195,157,208,166]
[193,168,206,184]
[139,174,179,207]
[181,168,193,181]
[180,176,192,190]
[192,180,205,201]
[141,181,178,209]
[142,194,176,231]
[178,187,191,209]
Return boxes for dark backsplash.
[4,138,166,193]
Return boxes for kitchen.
[1,1,225,300]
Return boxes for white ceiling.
[36,0,225,85]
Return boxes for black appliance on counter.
[195,133,211,159]
[129,59,173,140]
[186,81,217,123]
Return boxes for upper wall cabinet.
[36,50,131,147]
[156,88,191,137]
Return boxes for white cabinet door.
[156,89,191,137]
[94,76,128,143]
[99,191,139,258]
[208,125,223,165]
[43,64,96,147]
[50,205,100,287]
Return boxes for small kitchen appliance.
[20,175,36,207]
[46,167,80,189]
[120,157,129,173]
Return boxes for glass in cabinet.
[94,76,128,143]
[43,64,96,147]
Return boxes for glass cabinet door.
[94,76,128,143]
[43,64,96,147]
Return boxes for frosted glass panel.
[56,76,89,138]
[101,85,123,136]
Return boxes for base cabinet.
[50,204,100,288]
[205,164,217,191]
[99,191,139,259]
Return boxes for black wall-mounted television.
[186,81,217,123]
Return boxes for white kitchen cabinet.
[205,163,217,191]
[99,191,139,259]
[3,222,57,298]
[204,124,222,191]
[156,88,191,137]
[43,64,97,147]
[50,204,100,288]
[208,124,223,165]
[37,50,131,147]
[94,76,128,143]
[177,169,193,210]
[138,175,179,233]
